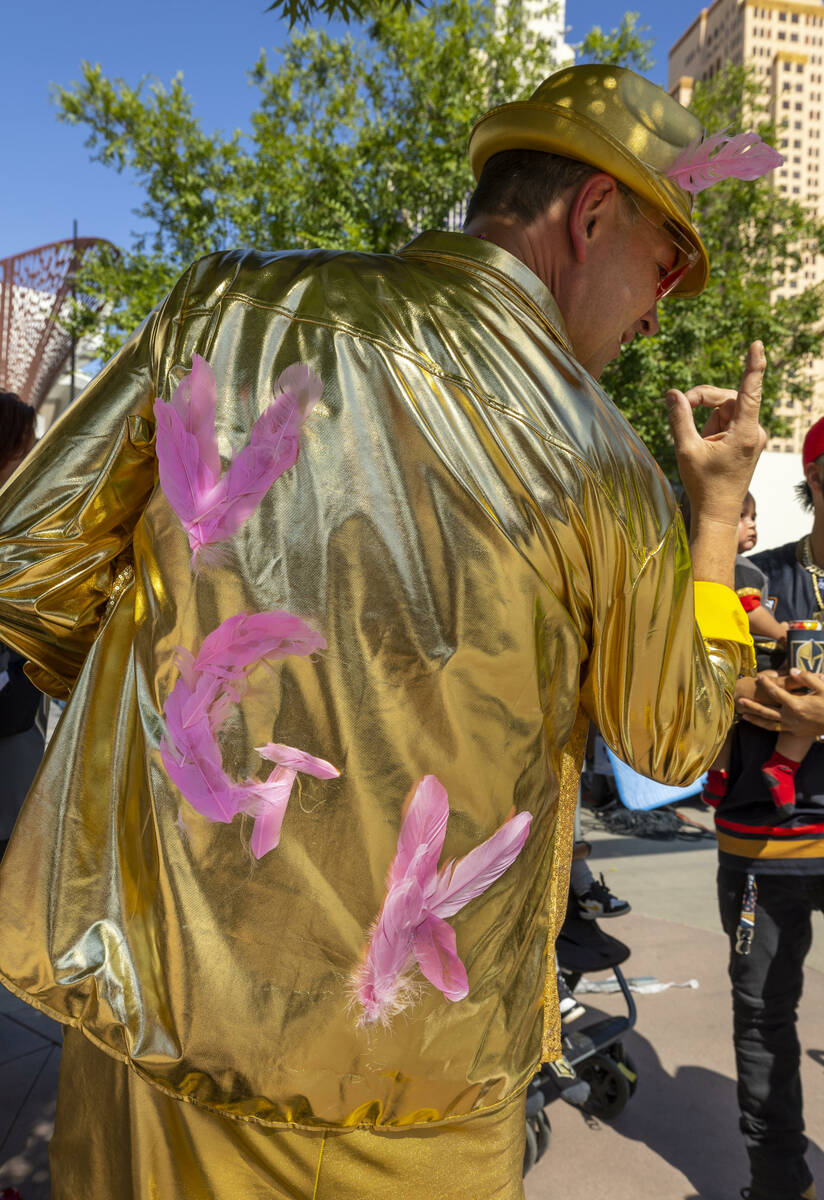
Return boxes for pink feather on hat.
[666,129,784,194]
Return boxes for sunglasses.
[623,192,699,301]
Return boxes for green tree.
[56,0,567,359]
[600,64,824,475]
[265,0,414,26]
[576,12,654,74]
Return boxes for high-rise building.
[669,0,824,452]
[520,0,574,65]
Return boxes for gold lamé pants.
[51,1030,527,1199]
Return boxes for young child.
[703,492,813,814]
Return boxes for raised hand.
[666,341,768,525]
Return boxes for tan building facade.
[669,0,824,452]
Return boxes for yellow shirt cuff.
[694,580,756,672]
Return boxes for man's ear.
[806,460,823,496]
[568,173,621,265]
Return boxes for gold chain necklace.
[798,534,824,616]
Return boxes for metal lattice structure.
[0,237,113,412]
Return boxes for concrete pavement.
[0,987,59,1199]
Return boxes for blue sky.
[2,0,706,261]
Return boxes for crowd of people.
[0,61,820,1200]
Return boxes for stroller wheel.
[608,1045,638,1096]
[534,1108,551,1159]
[578,1052,631,1119]
[522,1108,551,1176]
[523,1114,538,1175]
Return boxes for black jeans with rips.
[718,865,824,1200]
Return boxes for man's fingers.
[788,668,824,693]
[682,385,738,409]
[738,698,783,721]
[754,673,787,702]
[682,343,766,416]
[666,389,703,453]
[755,674,804,714]
[739,710,786,731]
[736,340,766,413]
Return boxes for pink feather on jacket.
[353,775,531,1025]
[154,356,323,567]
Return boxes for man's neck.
[462,216,539,280]
[809,518,824,567]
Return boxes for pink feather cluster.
[353,775,532,1026]
[154,355,323,567]
[160,611,339,859]
[666,129,784,194]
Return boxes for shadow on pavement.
[564,1017,824,1200]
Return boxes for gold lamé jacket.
[0,232,747,1130]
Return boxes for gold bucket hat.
[468,65,710,298]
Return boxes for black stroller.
[522,898,638,1174]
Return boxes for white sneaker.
[577,873,631,920]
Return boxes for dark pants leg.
[717,866,823,1199]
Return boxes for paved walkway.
[0,803,821,1198]
[526,808,824,1199]
[0,987,60,1199]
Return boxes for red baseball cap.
[803,415,824,467]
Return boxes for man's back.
[0,233,739,1129]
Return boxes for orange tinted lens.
[656,261,690,301]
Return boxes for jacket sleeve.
[578,485,753,787]
[0,314,161,699]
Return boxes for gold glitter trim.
[105,563,135,617]
[541,711,588,1062]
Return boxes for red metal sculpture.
[0,236,114,411]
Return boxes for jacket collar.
[397,231,573,356]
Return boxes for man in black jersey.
[715,415,824,1200]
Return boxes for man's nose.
[639,302,660,338]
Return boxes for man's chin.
[581,345,617,380]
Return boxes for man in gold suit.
[0,66,766,1198]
